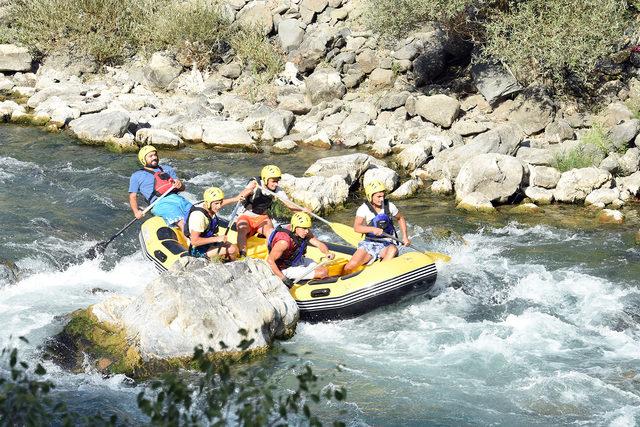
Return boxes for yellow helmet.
[137,145,157,166]
[290,212,312,231]
[261,165,282,183]
[203,187,225,209]
[364,180,386,201]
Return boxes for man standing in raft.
[236,165,309,257]
[266,212,334,287]
[342,180,410,274]
[184,187,240,260]
[128,145,193,229]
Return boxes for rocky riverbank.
[1,0,639,220]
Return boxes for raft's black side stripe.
[296,264,437,311]
[139,232,169,273]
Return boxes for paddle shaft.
[215,200,242,255]
[292,258,331,285]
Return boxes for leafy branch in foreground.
[0,332,348,426]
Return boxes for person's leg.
[236,216,251,255]
[343,248,372,275]
[379,244,398,261]
[206,242,238,261]
[256,216,274,238]
[313,264,329,279]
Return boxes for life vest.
[267,225,309,269]
[363,200,397,242]
[243,177,274,215]
[184,206,219,239]
[141,166,175,203]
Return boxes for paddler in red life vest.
[266,212,335,288]
[184,187,241,260]
[128,145,193,230]
[236,165,310,258]
[342,180,411,275]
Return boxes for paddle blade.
[329,222,362,247]
[425,251,451,263]
[84,241,108,259]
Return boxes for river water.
[1,124,640,425]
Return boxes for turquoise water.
[1,125,640,425]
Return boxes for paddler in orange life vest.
[266,212,335,288]
[184,187,240,260]
[236,165,310,257]
[342,180,410,275]
[128,145,193,230]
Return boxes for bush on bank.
[365,0,634,90]
[0,0,283,76]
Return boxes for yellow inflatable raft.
[139,216,438,321]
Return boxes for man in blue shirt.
[128,145,193,229]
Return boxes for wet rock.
[68,110,130,144]
[389,179,421,199]
[455,153,527,203]
[431,178,453,195]
[0,44,32,72]
[280,173,349,213]
[597,209,624,224]
[585,187,620,206]
[202,120,258,151]
[471,61,522,105]
[135,128,182,148]
[301,131,332,149]
[0,259,19,287]
[49,258,297,377]
[272,139,298,153]
[525,186,554,205]
[509,203,543,215]
[554,167,612,203]
[456,192,495,213]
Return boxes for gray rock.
[278,19,305,52]
[220,62,243,79]
[554,167,612,203]
[305,67,346,104]
[291,24,337,73]
[277,93,312,114]
[0,76,14,92]
[305,153,380,185]
[389,179,421,199]
[524,186,554,205]
[68,110,130,144]
[362,166,399,191]
[451,120,489,137]
[280,173,349,213]
[91,257,297,359]
[585,187,620,206]
[393,42,419,61]
[0,44,32,72]
[368,68,394,89]
[135,128,182,148]
[370,137,393,158]
[431,178,453,195]
[510,97,555,135]
[26,82,90,109]
[544,119,574,143]
[455,153,527,203]
[607,119,640,151]
[515,147,553,166]
[338,112,370,145]
[144,52,182,90]
[600,152,621,174]
[202,120,258,151]
[619,147,640,176]
[599,102,632,127]
[530,166,561,189]
[396,144,430,171]
[471,61,522,105]
[272,139,298,154]
[414,94,460,128]
[379,91,410,111]
[236,1,273,35]
[456,192,495,212]
[356,49,378,74]
[301,0,328,13]
[301,131,332,149]
[616,171,640,195]
[330,51,356,72]
[412,32,446,85]
[181,122,203,142]
[263,110,295,141]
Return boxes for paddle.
[84,185,175,259]
[216,199,243,256]
[379,232,451,263]
[260,186,361,247]
[288,258,331,287]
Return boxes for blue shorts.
[358,239,394,262]
[151,194,193,226]
[189,242,224,258]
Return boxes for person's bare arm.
[353,216,382,236]
[266,240,288,279]
[395,213,410,245]
[129,193,143,219]
[189,230,227,247]
[308,236,335,259]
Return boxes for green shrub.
[1,334,348,426]
[551,124,617,172]
[231,28,284,81]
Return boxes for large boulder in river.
[51,258,298,377]
[455,154,528,203]
[279,173,350,213]
[554,167,612,203]
[305,153,381,186]
[0,44,32,72]
[68,110,130,144]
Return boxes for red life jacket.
[141,166,175,203]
